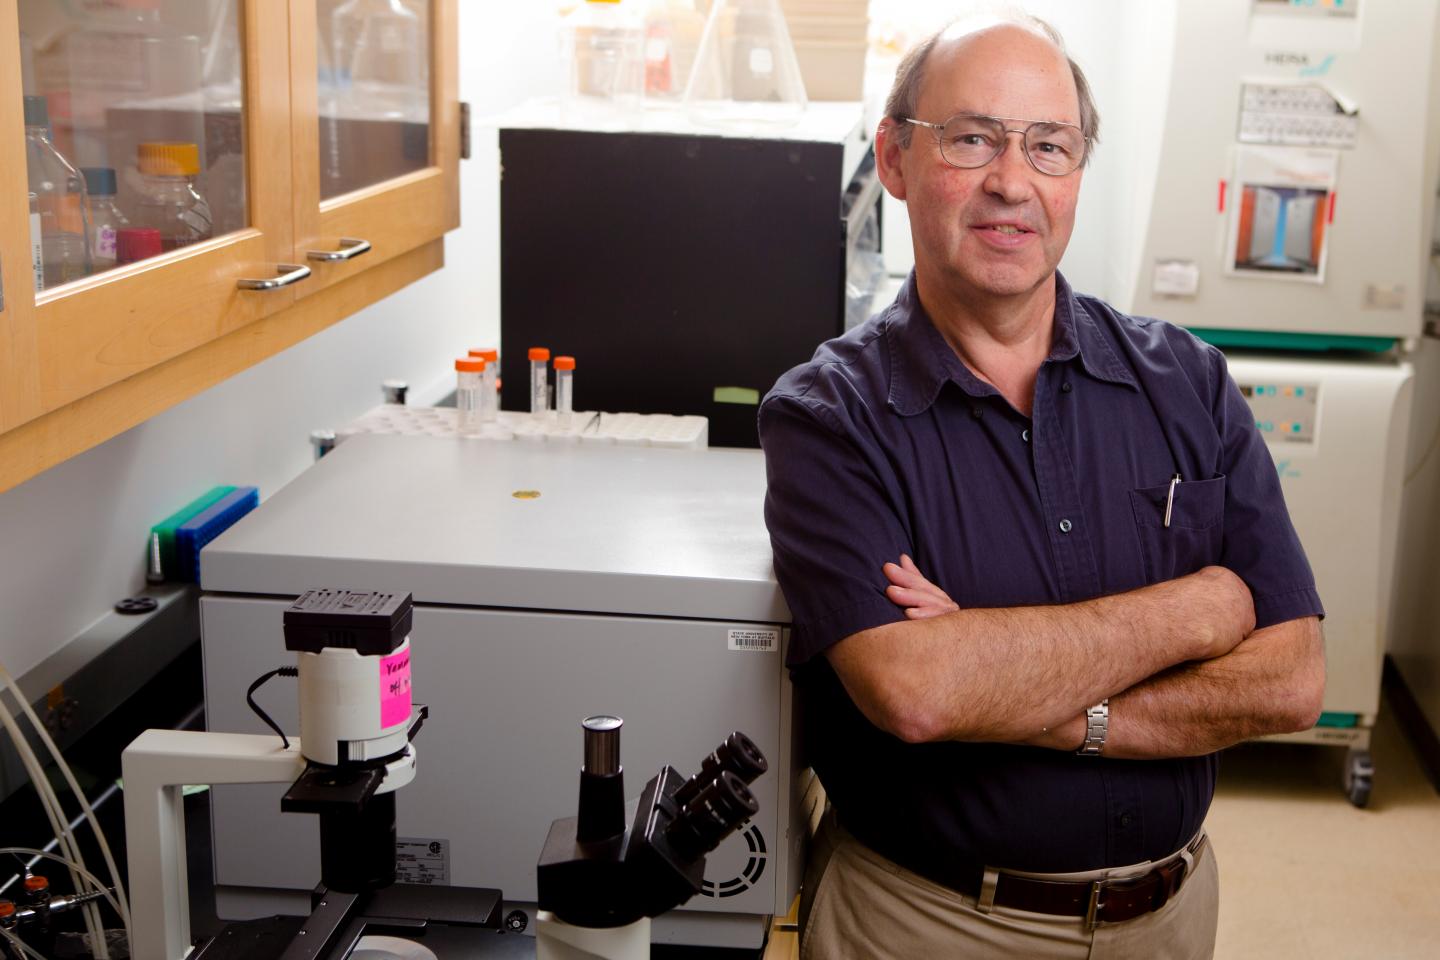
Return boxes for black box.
[499,120,875,447]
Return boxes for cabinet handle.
[306,237,372,262]
[237,263,312,291]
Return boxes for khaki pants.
[800,817,1219,960]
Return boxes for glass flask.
[641,0,706,106]
[25,96,93,292]
[684,0,808,130]
[64,0,205,171]
[332,0,427,121]
[201,0,244,111]
[323,0,431,199]
[561,0,645,125]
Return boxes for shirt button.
[1119,813,1133,827]
[1022,429,1031,443]
[971,407,983,420]
[1061,382,1073,394]
[1059,518,1073,533]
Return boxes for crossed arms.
[824,556,1325,759]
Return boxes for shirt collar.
[884,271,1136,416]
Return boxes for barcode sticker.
[30,212,44,291]
[728,628,779,652]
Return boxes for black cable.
[246,667,299,749]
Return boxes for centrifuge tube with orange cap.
[554,356,576,428]
[472,348,499,422]
[455,356,486,435]
[529,347,551,419]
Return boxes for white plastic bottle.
[561,0,645,125]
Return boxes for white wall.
[0,2,560,679]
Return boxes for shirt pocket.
[1128,474,1226,584]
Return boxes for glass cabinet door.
[4,0,296,419]
[292,0,457,297]
[318,0,430,200]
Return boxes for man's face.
[882,26,1085,301]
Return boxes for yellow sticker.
[512,490,541,500]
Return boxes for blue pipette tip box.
[176,486,260,583]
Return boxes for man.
[758,14,1325,960]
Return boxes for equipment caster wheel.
[1344,748,1374,808]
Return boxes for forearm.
[1031,617,1325,758]
[828,567,1253,744]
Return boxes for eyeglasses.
[904,113,1088,177]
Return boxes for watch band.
[1076,699,1110,756]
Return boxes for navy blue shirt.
[759,272,1322,887]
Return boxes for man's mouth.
[977,224,1032,234]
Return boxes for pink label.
[379,649,412,728]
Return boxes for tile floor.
[1207,702,1440,958]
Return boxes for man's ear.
[875,119,908,202]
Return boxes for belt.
[985,833,1207,928]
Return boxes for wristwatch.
[1076,699,1110,756]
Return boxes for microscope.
[123,590,502,960]
[535,717,768,960]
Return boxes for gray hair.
[883,14,1101,165]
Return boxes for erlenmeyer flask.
[683,0,807,130]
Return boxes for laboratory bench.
[198,434,799,953]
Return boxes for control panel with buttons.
[1239,381,1320,443]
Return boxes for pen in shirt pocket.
[1164,473,1182,529]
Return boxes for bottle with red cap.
[554,356,577,429]
[455,356,486,436]
[116,227,164,265]
[529,347,551,419]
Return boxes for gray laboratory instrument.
[199,435,796,950]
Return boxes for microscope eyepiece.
[672,731,769,809]
[720,731,768,783]
[577,716,626,843]
[582,715,623,776]
[664,770,759,861]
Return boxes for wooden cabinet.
[0,0,458,493]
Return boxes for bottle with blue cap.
[83,167,130,273]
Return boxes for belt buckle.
[1086,858,1189,930]
[1085,878,1109,930]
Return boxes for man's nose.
[981,132,1035,206]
